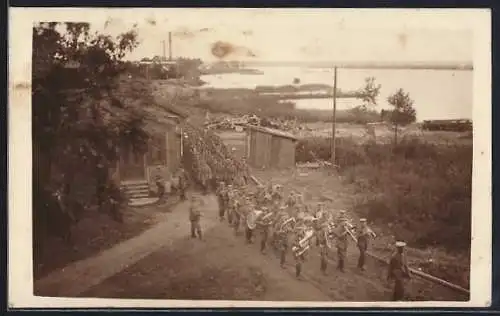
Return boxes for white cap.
[395,241,406,248]
[360,218,367,222]
[339,210,346,214]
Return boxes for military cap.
[395,241,406,248]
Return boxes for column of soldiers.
[213,180,411,301]
[182,124,411,301]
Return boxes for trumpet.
[259,212,274,226]
[279,216,296,232]
[293,228,314,256]
[344,224,358,243]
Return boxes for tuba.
[258,212,274,226]
[292,228,314,256]
[279,216,295,233]
[246,210,262,230]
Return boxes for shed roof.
[245,124,299,141]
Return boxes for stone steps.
[120,180,150,200]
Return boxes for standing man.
[216,181,226,222]
[388,241,412,301]
[318,223,330,274]
[292,234,306,279]
[278,225,290,268]
[178,168,188,201]
[336,219,349,272]
[189,196,203,240]
[258,207,271,254]
[357,218,376,271]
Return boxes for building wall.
[278,137,296,168]
[247,129,296,169]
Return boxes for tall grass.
[296,136,472,253]
[193,96,380,123]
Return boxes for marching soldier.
[189,196,203,240]
[388,241,412,301]
[336,219,349,272]
[245,204,260,244]
[277,223,290,268]
[216,181,226,221]
[286,191,296,208]
[313,202,325,246]
[258,207,271,253]
[178,168,188,201]
[319,224,331,274]
[226,185,235,225]
[335,210,348,226]
[357,218,376,271]
[292,234,305,279]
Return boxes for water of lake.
[200,66,473,121]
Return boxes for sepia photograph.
[8,8,491,308]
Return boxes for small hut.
[245,125,299,169]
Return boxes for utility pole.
[331,66,338,166]
[168,31,172,61]
[162,40,166,60]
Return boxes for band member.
[258,207,271,253]
[216,181,226,221]
[388,241,411,301]
[278,226,289,268]
[286,191,296,208]
[336,219,349,272]
[292,234,305,279]
[227,185,235,224]
[319,230,329,274]
[335,210,348,226]
[245,205,260,244]
[189,196,203,240]
[357,218,376,271]
[178,168,188,201]
[313,202,325,246]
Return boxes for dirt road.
[35,192,463,302]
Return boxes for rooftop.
[244,124,299,141]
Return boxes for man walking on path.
[189,196,203,240]
[356,218,376,271]
[388,241,412,301]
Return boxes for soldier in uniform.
[189,196,203,240]
[357,218,376,271]
[292,234,306,279]
[232,195,245,235]
[313,202,325,246]
[319,226,330,274]
[278,224,290,268]
[336,219,349,272]
[387,241,411,301]
[216,181,226,222]
[258,207,271,254]
[245,203,260,244]
[226,185,235,225]
[178,168,188,201]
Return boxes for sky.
[51,9,474,64]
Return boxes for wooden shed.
[245,125,299,169]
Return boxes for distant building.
[245,125,299,169]
[111,103,189,195]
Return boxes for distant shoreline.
[206,62,474,71]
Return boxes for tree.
[33,22,150,241]
[356,77,381,110]
[386,88,417,144]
